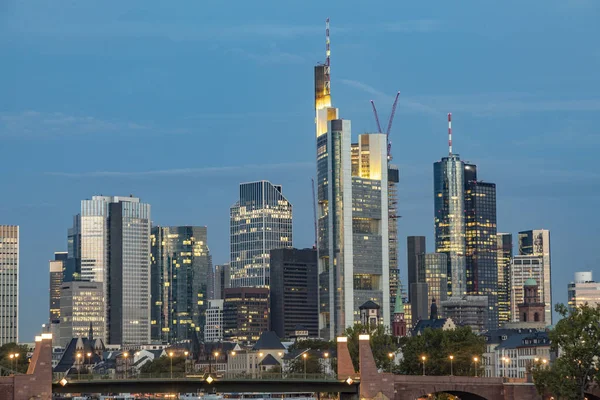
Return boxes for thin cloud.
[46,162,314,178]
[228,47,305,65]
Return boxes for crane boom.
[370,100,384,133]
[385,91,400,137]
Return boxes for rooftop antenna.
[448,113,453,155]
[324,18,331,96]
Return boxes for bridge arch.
[414,390,490,400]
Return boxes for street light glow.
[449,355,454,360]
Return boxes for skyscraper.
[407,236,426,302]
[213,263,231,300]
[0,225,18,345]
[205,299,224,343]
[68,195,151,345]
[496,233,513,324]
[151,226,212,343]
[388,164,400,317]
[59,281,104,347]
[510,255,544,322]
[49,252,67,323]
[568,272,600,312]
[518,230,552,323]
[418,253,449,307]
[223,287,269,343]
[465,176,498,329]
[230,181,293,288]
[269,248,318,339]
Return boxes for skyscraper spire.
[324,18,331,98]
[448,113,453,155]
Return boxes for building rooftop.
[359,300,381,310]
[252,331,286,351]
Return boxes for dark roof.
[252,332,285,350]
[496,331,550,350]
[411,318,448,335]
[483,328,541,344]
[53,338,104,373]
[259,354,280,366]
[282,348,334,361]
[203,342,238,353]
[359,300,380,310]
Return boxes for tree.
[344,323,398,371]
[287,352,324,374]
[398,326,485,376]
[0,343,29,374]
[140,355,186,374]
[532,303,600,400]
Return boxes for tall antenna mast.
[324,18,331,96]
[448,113,453,155]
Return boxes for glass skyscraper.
[49,252,67,323]
[68,195,151,345]
[418,253,449,307]
[59,281,104,347]
[230,181,293,288]
[0,225,18,345]
[518,229,552,324]
[497,233,513,324]
[150,226,212,342]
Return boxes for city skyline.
[1,1,599,341]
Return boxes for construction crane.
[370,91,400,160]
[311,178,318,249]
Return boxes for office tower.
[497,234,513,324]
[230,181,293,288]
[388,164,400,317]
[223,287,269,343]
[213,263,231,300]
[418,253,449,308]
[407,236,426,302]
[205,299,224,343]
[269,248,318,339]
[0,225,18,345]
[465,177,498,329]
[441,295,488,332]
[151,226,212,343]
[509,255,543,322]
[410,282,429,323]
[434,152,466,298]
[59,281,104,347]
[568,272,600,312]
[49,252,67,323]
[518,230,552,324]
[69,195,151,344]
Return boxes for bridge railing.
[54,371,340,383]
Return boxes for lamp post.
[169,351,174,379]
[123,352,129,379]
[388,353,394,373]
[502,357,510,378]
[449,355,454,376]
[184,351,189,374]
[76,353,82,380]
[9,354,15,372]
[324,352,329,377]
[214,352,220,376]
[303,353,308,379]
[421,356,426,376]
[473,357,479,377]
[87,352,92,375]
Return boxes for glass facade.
[567,272,600,312]
[510,255,543,322]
[388,164,400,317]
[0,225,18,345]
[223,287,269,343]
[49,252,67,323]
[418,253,448,307]
[434,155,466,297]
[518,230,552,323]
[204,299,224,342]
[407,236,426,302]
[230,181,293,288]
[465,180,498,329]
[497,233,513,325]
[213,263,231,300]
[59,281,104,347]
[150,226,212,342]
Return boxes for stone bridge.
[336,334,600,400]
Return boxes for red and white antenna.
[448,112,453,155]
[325,18,330,67]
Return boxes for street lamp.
[169,351,174,379]
[542,359,548,366]
[388,353,394,373]
[449,355,454,376]
[303,353,308,379]
[123,352,129,379]
[184,351,189,374]
[87,352,92,375]
[421,356,427,376]
[473,357,479,377]
[503,357,510,378]
[76,353,82,380]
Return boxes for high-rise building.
[269,248,318,339]
[213,263,231,300]
[388,164,400,317]
[434,153,467,298]
[518,230,552,324]
[0,225,18,345]
[418,253,449,308]
[497,234,513,324]
[151,226,212,343]
[49,252,67,323]
[59,281,104,347]
[407,236,426,302]
[509,255,543,322]
[465,176,498,329]
[230,181,293,288]
[69,195,151,345]
[568,272,600,312]
[205,299,224,343]
[441,295,488,332]
[410,282,429,323]
[223,287,269,343]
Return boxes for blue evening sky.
[1,1,599,342]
